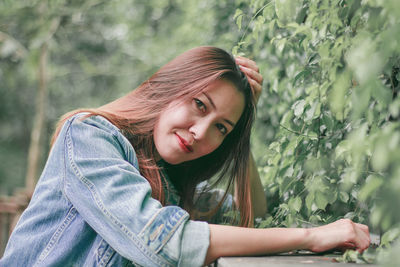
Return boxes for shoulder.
[68,112,121,136]
[62,112,138,167]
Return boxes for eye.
[216,123,228,135]
[194,98,206,113]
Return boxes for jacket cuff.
[178,220,210,267]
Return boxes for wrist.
[302,228,314,251]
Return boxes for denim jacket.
[0,114,222,267]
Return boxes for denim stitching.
[98,242,115,267]
[138,209,163,237]
[66,122,174,267]
[138,208,189,255]
[100,248,114,267]
[35,206,77,265]
[156,210,188,253]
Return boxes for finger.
[248,79,262,102]
[248,78,262,95]
[239,65,263,85]
[354,225,370,252]
[354,223,371,248]
[357,238,370,253]
[341,221,364,252]
[354,223,370,236]
[235,56,259,72]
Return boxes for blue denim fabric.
[0,114,210,267]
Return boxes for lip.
[175,133,193,153]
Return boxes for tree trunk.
[25,43,47,193]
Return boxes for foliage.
[233,0,400,263]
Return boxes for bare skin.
[205,219,370,265]
[204,56,371,265]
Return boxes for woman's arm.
[205,219,370,265]
[205,224,308,264]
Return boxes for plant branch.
[239,1,274,43]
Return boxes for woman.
[0,47,370,266]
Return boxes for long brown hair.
[51,46,256,227]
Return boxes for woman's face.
[154,79,245,164]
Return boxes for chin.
[159,153,184,165]
[163,158,184,165]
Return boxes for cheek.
[156,107,181,131]
[154,110,175,143]
[200,136,224,155]
[153,120,163,147]
[164,104,192,127]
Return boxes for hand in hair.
[235,56,263,103]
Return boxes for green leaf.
[325,188,337,204]
[293,69,311,86]
[269,153,281,165]
[237,16,243,31]
[346,36,384,85]
[280,111,294,128]
[321,113,334,132]
[329,73,350,121]
[289,196,302,212]
[308,131,318,140]
[305,192,314,211]
[381,227,400,247]
[258,216,274,228]
[315,191,328,210]
[370,80,392,108]
[341,250,362,263]
[234,9,244,30]
[304,102,320,122]
[371,138,390,171]
[284,136,301,155]
[233,8,243,20]
[292,99,306,117]
[283,164,294,177]
[339,191,349,203]
[275,0,304,26]
[335,140,350,160]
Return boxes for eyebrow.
[202,92,236,127]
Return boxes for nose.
[189,119,210,141]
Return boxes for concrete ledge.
[215,252,378,267]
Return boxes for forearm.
[204,219,371,265]
[204,224,310,265]
[249,152,267,218]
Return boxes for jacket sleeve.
[60,115,209,267]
